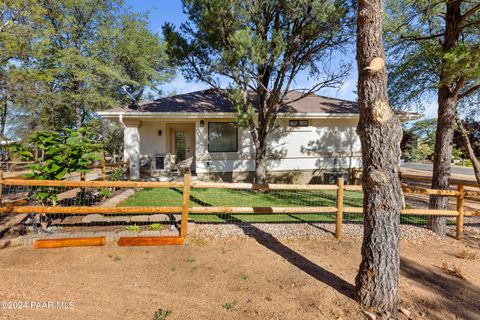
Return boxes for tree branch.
[399,33,445,42]
[461,3,480,23]
[459,83,480,99]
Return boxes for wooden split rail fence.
[0,173,478,248]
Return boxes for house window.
[208,122,238,152]
[289,120,309,127]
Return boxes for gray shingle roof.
[102,90,359,114]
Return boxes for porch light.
[200,120,205,127]
[158,130,162,136]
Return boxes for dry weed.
[454,250,477,261]
[441,262,466,280]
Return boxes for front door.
[169,124,194,167]
[174,130,187,162]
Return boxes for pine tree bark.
[354,0,402,314]
[0,95,7,138]
[428,1,462,236]
[254,137,267,184]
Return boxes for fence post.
[456,184,465,240]
[127,159,131,181]
[101,160,106,181]
[180,174,191,238]
[0,170,3,207]
[335,177,344,240]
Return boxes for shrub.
[25,128,102,205]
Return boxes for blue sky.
[125,0,435,119]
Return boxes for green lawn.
[120,187,431,225]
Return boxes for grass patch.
[121,188,363,208]
[120,187,364,223]
[119,187,444,225]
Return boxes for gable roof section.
[99,90,357,113]
[97,90,419,120]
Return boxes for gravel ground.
[188,223,447,241]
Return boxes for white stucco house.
[98,90,417,183]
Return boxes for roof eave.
[96,111,361,120]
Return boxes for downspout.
[119,114,126,129]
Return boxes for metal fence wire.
[1,181,185,244]
[0,174,479,245]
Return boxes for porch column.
[123,120,142,180]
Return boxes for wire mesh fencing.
[0,174,479,246]
[0,179,186,245]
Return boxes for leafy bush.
[6,143,33,161]
[24,128,102,205]
[149,223,162,231]
[98,188,112,199]
[109,167,124,181]
[25,128,102,180]
[125,225,141,232]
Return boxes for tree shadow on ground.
[178,189,354,298]
[229,215,354,298]
[400,258,480,320]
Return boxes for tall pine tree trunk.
[428,1,461,236]
[455,112,480,184]
[76,106,82,130]
[0,96,7,138]
[354,0,402,314]
[254,138,267,184]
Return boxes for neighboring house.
[98,90,418,183]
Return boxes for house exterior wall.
[123,120,142,180]
[195,118,361,183]
[127,117,362,183]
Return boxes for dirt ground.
[0,234,479,320]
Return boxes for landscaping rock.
[362,310,376,320]
[399,307,411,317]
[82,214,111,223]
[100,189,135,207]
[139,231,161,237]
[148,214,170,222]
[109,216,131,223]
[130,215,150,223]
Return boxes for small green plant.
[107,254,122,262]
[222,301,236,310]
[98,188,112,199]
[186,258,195,263]
[109,167,124,181]
[239,274,248,280]
[149,223,163,231]
[125,225,141,232]
[152,309,172,320]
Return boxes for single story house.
[98,90,418,183]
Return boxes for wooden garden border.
[0,172,477,245]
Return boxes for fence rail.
[0,173,479,246]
